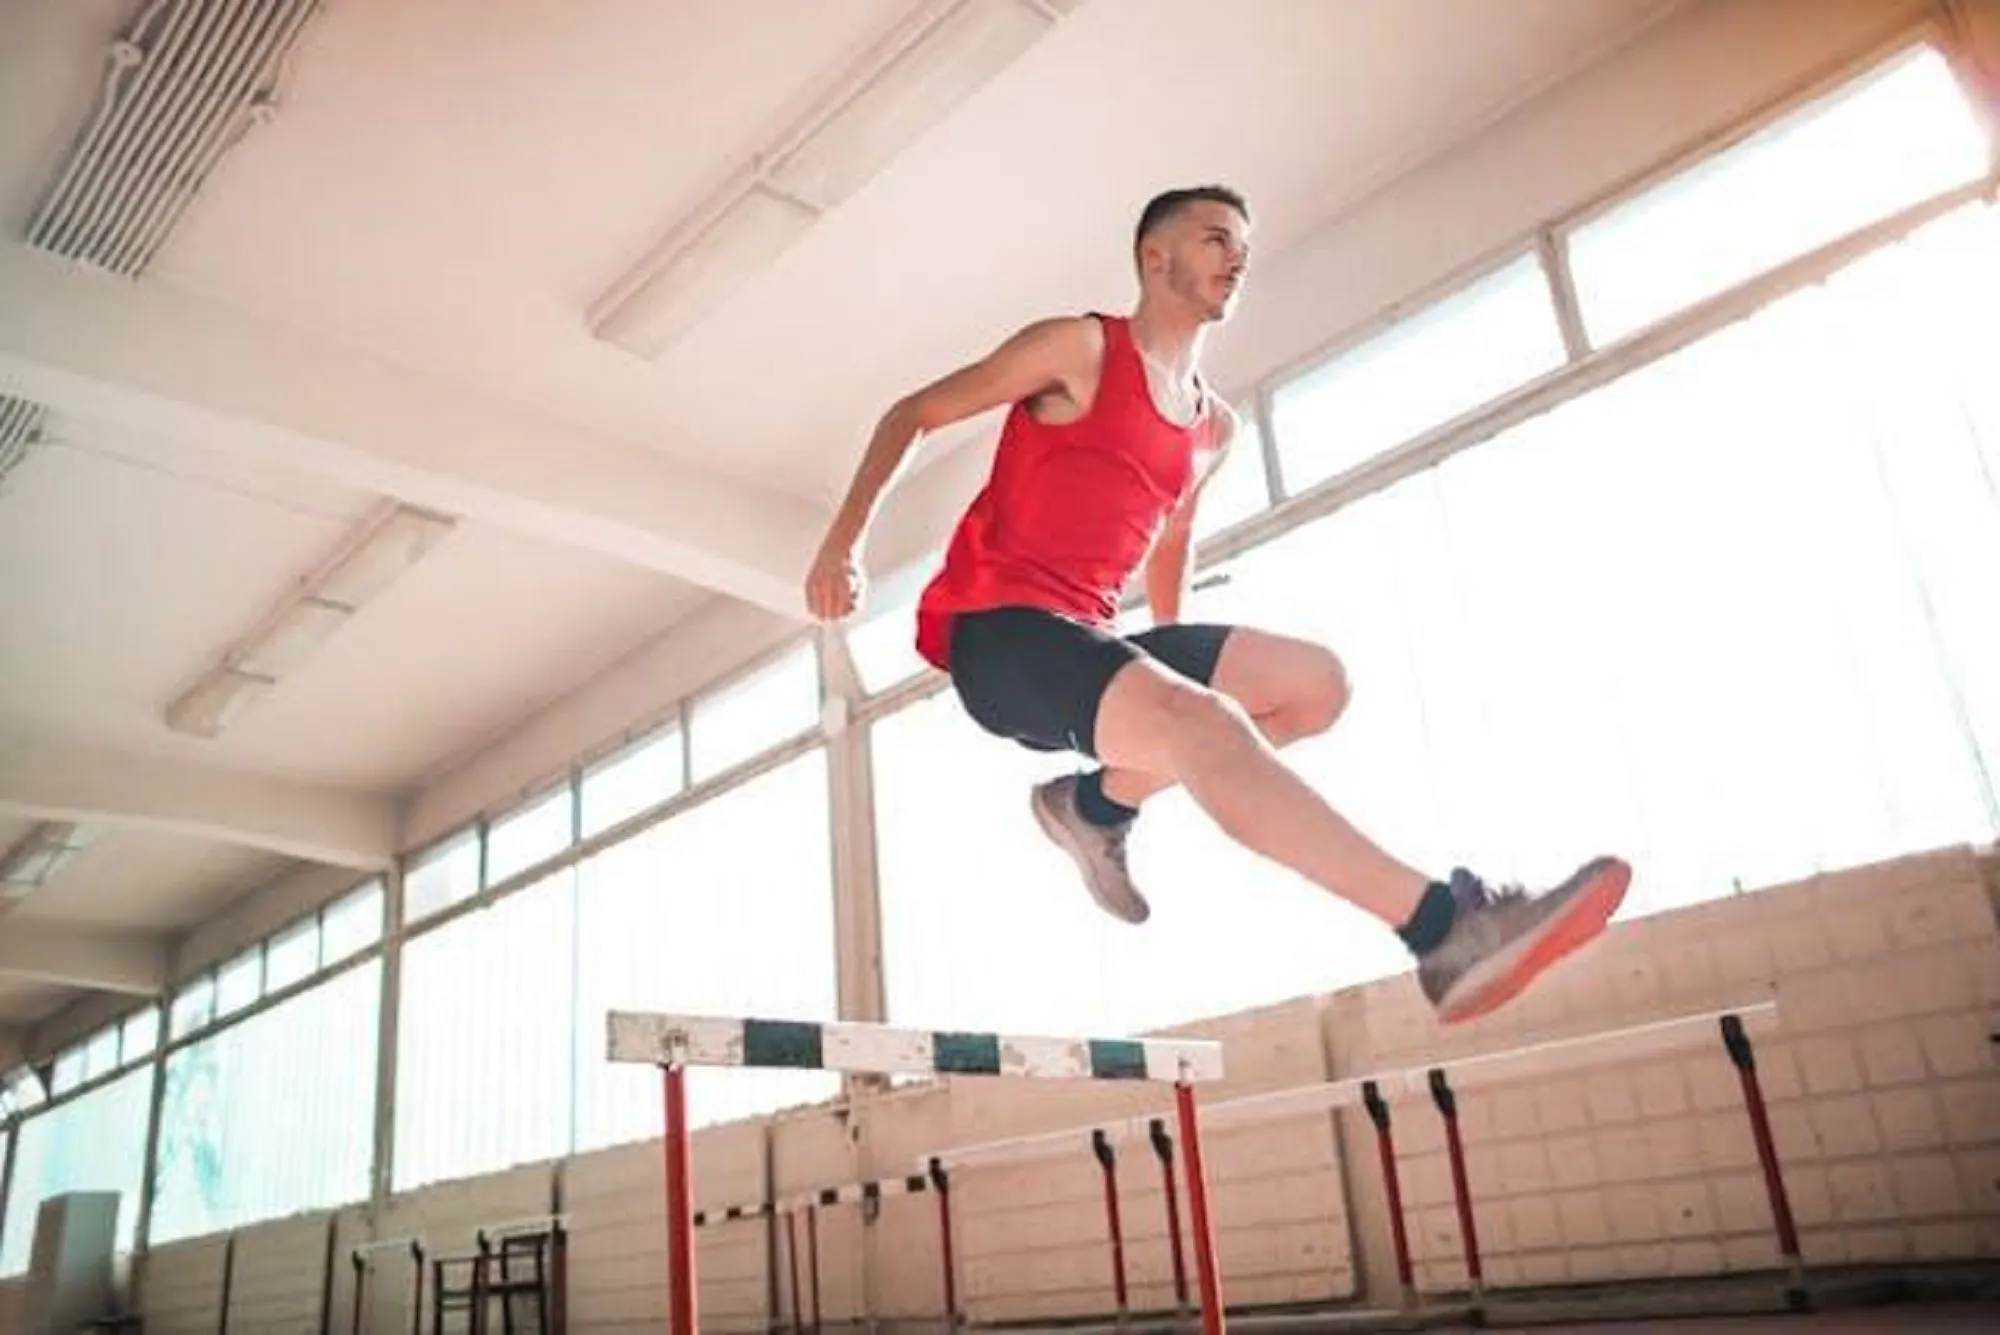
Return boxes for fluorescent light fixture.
[165,503,453,739]
[231,597,349,677]
[592,0,1064,359]
[767,0,1051,208]
[0,821,97,895]
[317,505,454,608]
[166,667,274,739]
[594,184,817,358]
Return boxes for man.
[805,185,1628,1025]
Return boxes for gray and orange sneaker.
[1029,774,1150,924]
[1417,858,1631,1024]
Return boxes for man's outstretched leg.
[1067,642,1629,1024]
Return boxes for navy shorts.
[946,606,1235,758]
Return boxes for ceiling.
[0,0,1684,1045]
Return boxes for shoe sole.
[1030,787,1150,925]
[1436,857,1631,1025]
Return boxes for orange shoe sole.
[1438,858,1632,1026]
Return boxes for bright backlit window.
[1193,402,1273,541]
[1270,253,1567,491]
[485,783,575,886]
[688,645,820,780]
[581,724,685,837]
[573,752,839,1145]
[395,871,578,1190]
[0,1069,150,1276]
[1567,44,1990,344]
[151,964,379,1243]
[403,828,481,923]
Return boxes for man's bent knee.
[1288,644,1350,737]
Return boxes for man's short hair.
[1133,185,1249,267]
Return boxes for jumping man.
[804,185,1629,1024]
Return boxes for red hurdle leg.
[1362,1080,1414,1305]
[1149,1117,1190,1312]
[1174,1080,1226,1335]
[663,1064,697,1335]
[1092,1129,1130,1318]
[929,1156,958,1331]
[1723,1014,1809,1311]
[1428,1070,1484,1316]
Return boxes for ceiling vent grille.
[0,396,47,483]
[26,0,322,277]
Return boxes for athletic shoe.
[1417,857,1632,1024]
[1029,774,1150,924]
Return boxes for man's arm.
[805,316,1101,621]
[1143,402,1240,626]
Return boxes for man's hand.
[805,528,865,622]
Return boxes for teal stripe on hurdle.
[932,1031,1002,1074]
[1087,1038,1149,1080]
[744,1018,823,1069]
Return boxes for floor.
[1446,1304,2000,1332]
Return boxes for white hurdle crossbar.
[606,1010,1228,1335]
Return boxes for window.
[404,828,481,923]
[687,645,820,780]
[1270,253,1567,491]
[573,751,839,1148]
[0,1068,151,1277]
[170,975,215,1039]
[394,871,578,1190]
[83,1026,120,1080]
[51,1047,85,1096]
[213,947,262,1019]
[150,963,379,1244]
[1192,402,1273,540]
[1250,200,1997,916]
[120,1008,159,1064]
[844,550,945,696]
[581,725,685,837]
[486,783,575,886]
[264,918,320,994]
[1567,44,1990,344]
[321,881,383,964]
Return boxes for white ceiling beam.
[0,922,166,996]
[0,732,395,870]
[0,242,821,617]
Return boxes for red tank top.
[914,315,1222,668]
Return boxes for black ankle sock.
[1397,880,1457,955]
[1075,769,1138,828]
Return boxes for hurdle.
[935,1002,1785,1321]
[693,1168,942,1335]
[607,1011,1228,1335]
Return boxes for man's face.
[1156,200,1251,321]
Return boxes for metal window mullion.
[679,700,694,790]
[1252,383,1287,504]
[1536,227,1592,362]
[130,1043,170,1258]
[0,1111,18,1268]
[369,863,406,1209]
